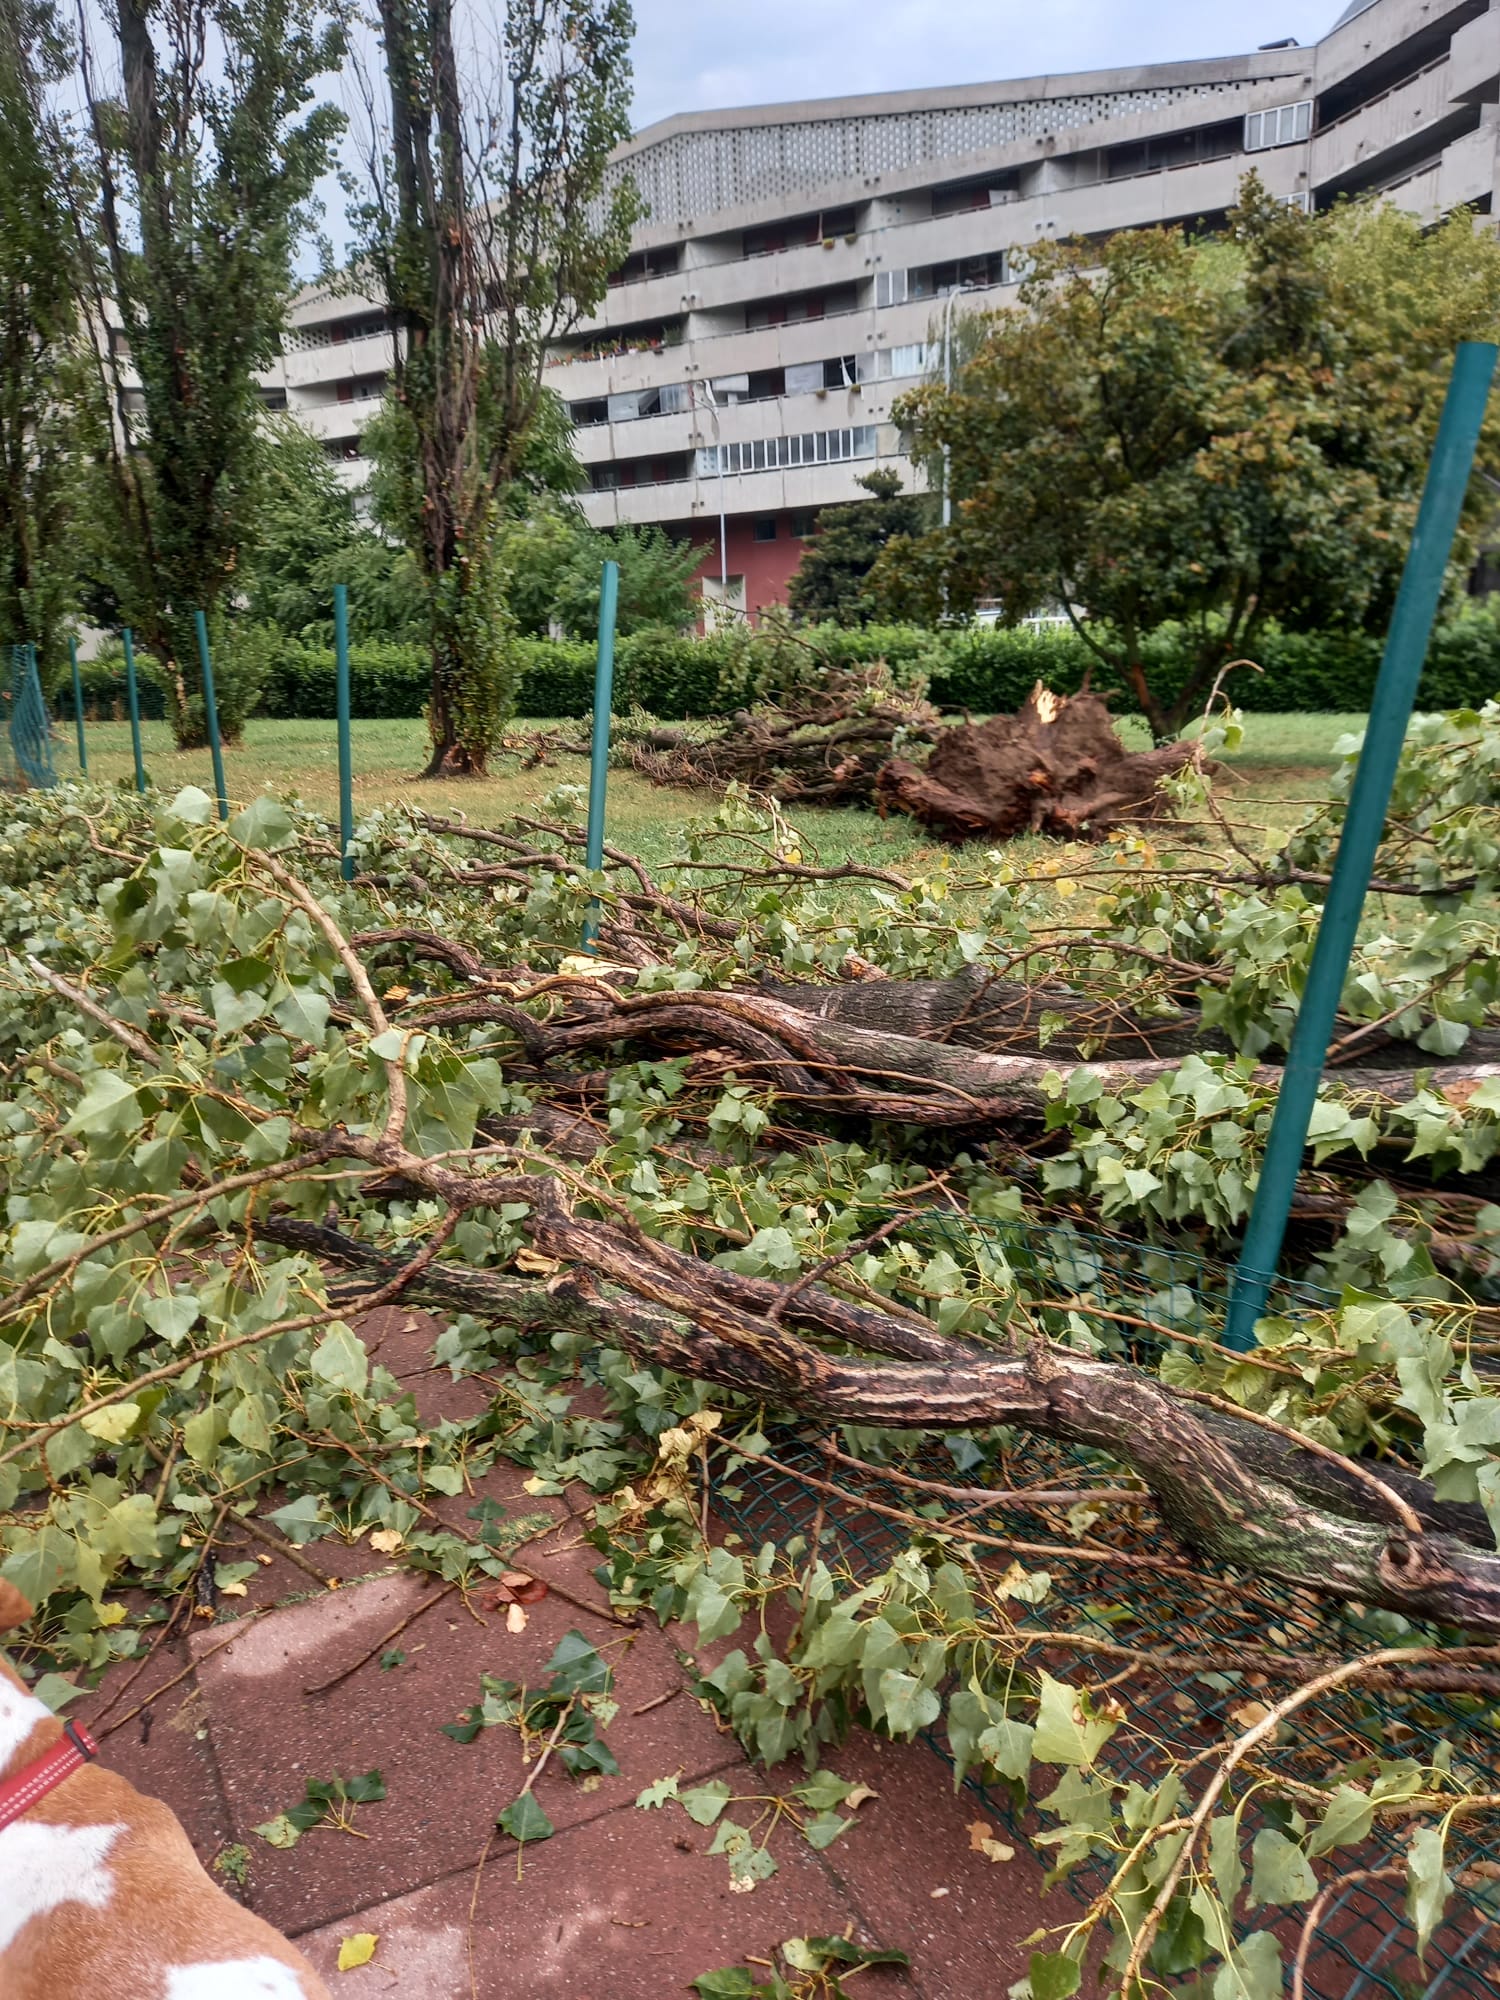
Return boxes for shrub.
[242,607,1500,723]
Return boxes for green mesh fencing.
[0,645,57,791]
[712,1212,1499,2000]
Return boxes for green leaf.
[309,1323,369,1396]
[253,1814,302,1849]
[341,1770,387,1804]
[877,1667,941,1737]
[635,1775,680,1809]
[544,1629,611,1695]
[1306,1785,1374,1859]
[1248,1827,1318,1907]
[1029,1951,1082,2000]
[1033,1671,1120,1769]
[497,1792,554,1844]
[680,1780,733,1826]
[792,1769,853,1811]
[1212,1931,1282,2000]
[31,1672,84,1713]
[690,1973,762,1999]
[79,1402,140,1444]
[228,796,297,851]
[264,1493,333,1545]
[1407,1825,1451,1961]
[65,1071,144,1140]
[1208,1815,1245,1908]
[801,1810,852,1850]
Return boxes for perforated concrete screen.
[619,79,1261,227]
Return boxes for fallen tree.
[2,773,1499,1997]
[629,664,940,807]
[878,685,1204,840]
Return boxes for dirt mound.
[875,684,1202,841]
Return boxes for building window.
[790,511,817,539]
[1244,101,1311,150]
[697,427,879,477]
[571,397,609,426]
[874,270,908,309]
[754,518,778,542]
[608,244,683,286]
[909,252,1008,300]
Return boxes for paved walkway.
[75,1309,1052,1998]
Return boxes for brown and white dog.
[0,1580,332,2000]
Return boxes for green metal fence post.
[68,637,87,774]
[334,584,354,882]
[1224,339,1499,1352]
[582,560,620,947]
[193,610,229,821]
[121,627,146,794]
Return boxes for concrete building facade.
[266,0,1500,621]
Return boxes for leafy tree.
[240,417,425,646]
[355,0,640,776]
[787,469,932,627]
[241,418,361,636]
[876,179,1500,738]
[498,508,700,638]
[0,0,78,679]
[65,0,347,744]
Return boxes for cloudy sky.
[624,0,1344,129]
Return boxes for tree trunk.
[414,978,1500,1131]
[258,1186,1500,1637]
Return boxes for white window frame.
[1244,100,1312,151]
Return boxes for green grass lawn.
[60,710,1364,874]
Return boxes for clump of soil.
[876,684,1202,842]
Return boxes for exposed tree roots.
[876,686,1204,841]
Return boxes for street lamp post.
[693,377,729,628]
[940,285,961,530]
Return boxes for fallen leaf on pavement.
[337,1933,379,1971]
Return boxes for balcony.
[1310,56,1467,189]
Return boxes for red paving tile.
[295,1792,913,1999]
[51,1406,1052,1994]
[190,1566,744,1935]
[800,1729,1054,1996]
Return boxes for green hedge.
[254,612,1500,724]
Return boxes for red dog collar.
[0,1720,99,1831]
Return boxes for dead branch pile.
[628,666,940,806]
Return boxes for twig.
[751,1449,1204,1581]
[1117,1646,1445,1994]
[228,1509,340,1590]
[97,1614,264,1741]
[25,955,161,1064]
[1166,1383,1425,1538]
[816,1438,1148,1512]
[0,1217,468,1474]
[767,1211,916,1327]
[304,1581,458,1697]
[260,854,408,1146]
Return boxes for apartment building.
[265,0,1500,622]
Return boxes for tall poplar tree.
[357,0,639,776]
[0,0,77,681]
[66,0,347,745]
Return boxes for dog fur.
[0,1580,332,2000]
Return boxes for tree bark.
[259,1185,1500,1636]
[411,979,1500,1131]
